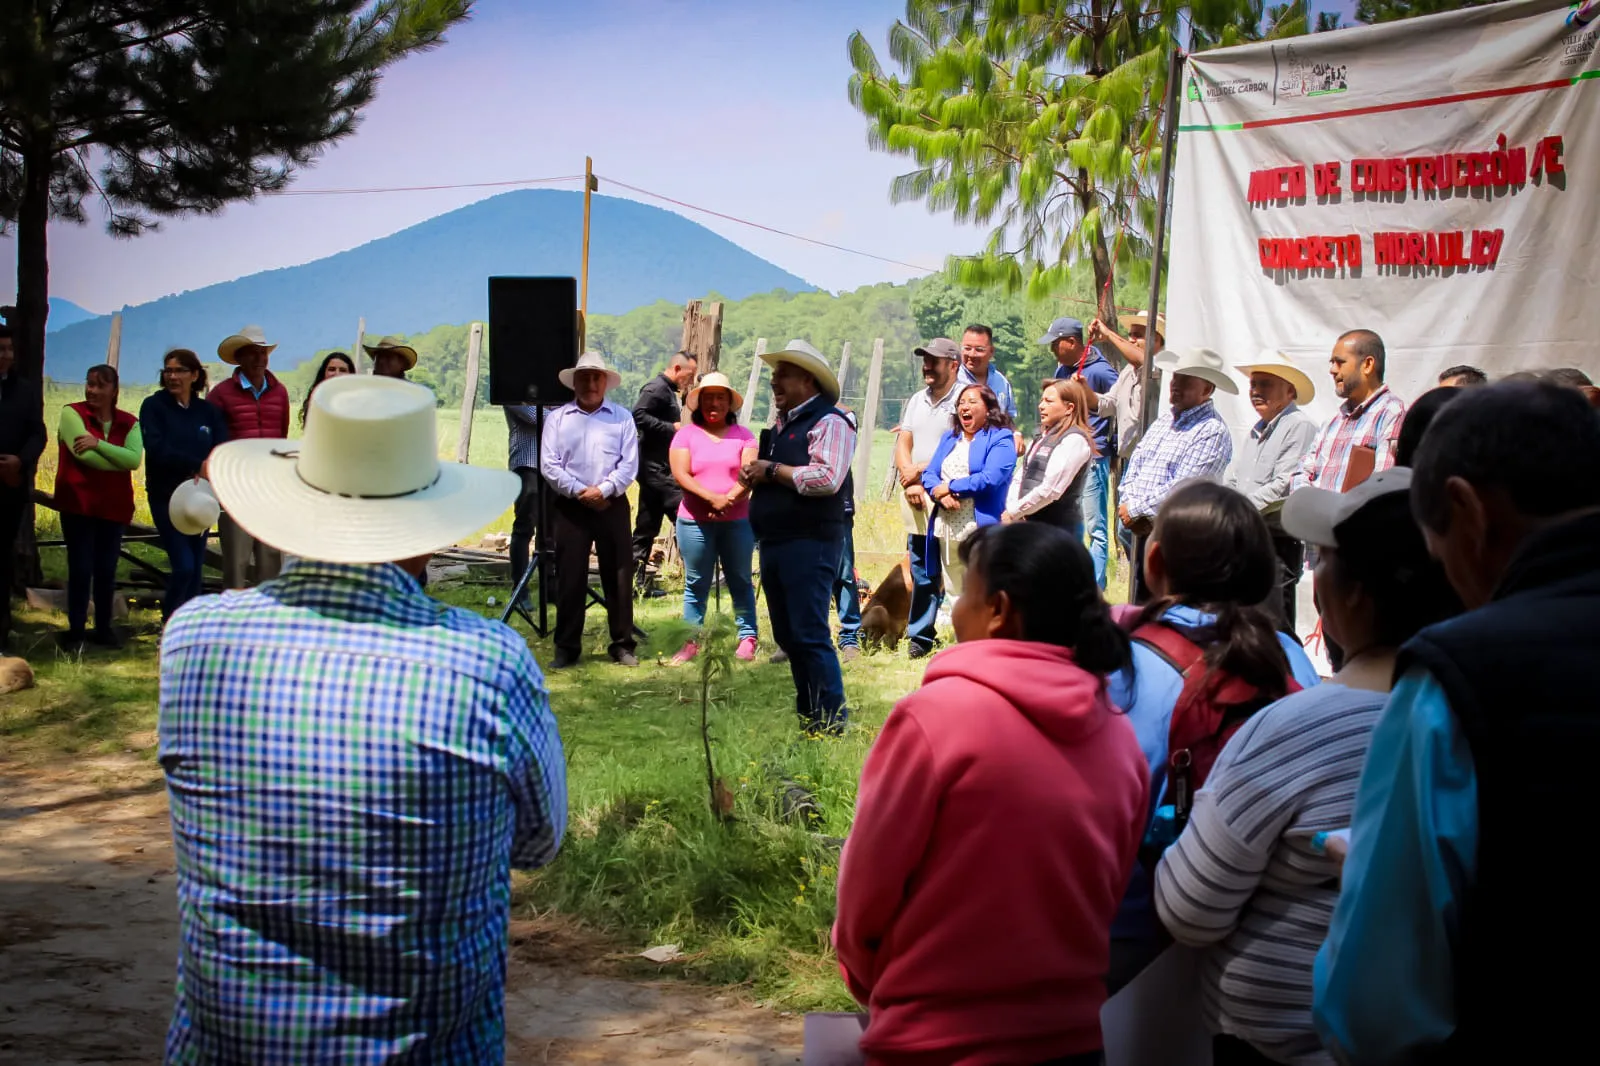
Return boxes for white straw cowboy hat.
[761,339,840,401]
[168,479,221,536]
[1153,347,1240,395]
[687,371,744,412]
[1233,348,1317,404]
[206,375,517,564]
[1127,309,1168,339]
[361,335,419,371]
[217,325,277,365]
[557,351,622,391]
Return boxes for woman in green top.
[52,364,142,649]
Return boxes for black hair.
[1545,366,1594,389]
[1135,481,1293,703]
[85,362,119,405]
[163,347,208,396]
[962,324,994,343]
[952,383,1013,431]
[1412,380,1600,533]
[1439,364,1488,386]
[672,349,698,365]
[1318,493,1462,649]
[958,523,1130,676]
[690,389,739,428]
[1337,328,1387,381]
[1395,386,1464,467]
[301,351,356,427]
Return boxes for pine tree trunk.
[1078,174,1122,336]
[10,146,51,593]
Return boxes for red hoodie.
[833,639,1149,1066]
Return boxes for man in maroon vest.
[210,325,290,587]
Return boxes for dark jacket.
[632,373,681,473]
[749,399,849,543]
[0,370,47,496]
[140,390,230,507]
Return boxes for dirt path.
[0,761,802,1065]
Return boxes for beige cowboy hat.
[1233,348,1317,404]
[362,335,419,371]
[1153,347,1240,395]
[168,479,221,536]
[1127,309,1168,339]
[557,351,622,391]
[217,325,277,365]
[761,339,840,401]
[687,371,744,412]
[206,375,517,563]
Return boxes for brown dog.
[859,555,913,651]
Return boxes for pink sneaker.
[671,640,700,665]
[736,636,758,662]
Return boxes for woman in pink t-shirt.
[669,372,760,663]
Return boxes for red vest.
[209,370,290,439]
[54,402,138,524]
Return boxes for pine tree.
[1355,0,1491,24]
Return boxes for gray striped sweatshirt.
[1153,682,1386,1066]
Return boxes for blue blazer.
[922,425,1017,529]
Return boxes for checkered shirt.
[1120,399,1234,519]
[158,559,566,1065]
[1291,384,1407,492]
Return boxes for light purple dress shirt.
[539,399,639,500]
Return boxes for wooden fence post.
[740,337,766,424]
[104,312,123,369]
[681,299,725,375]
[836,341,853,404]
[455,322,484,463]
[853,338,885,507]
[352,317,367,374]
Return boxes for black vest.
[748,399,849,543]
[1018,425,1090,529]
[1396,510,1600,1062]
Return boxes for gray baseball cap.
[1037,317,1084,345]
[914,338,960,361]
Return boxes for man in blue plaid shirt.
[1117,348,1238,534]
[160,374,566,1064]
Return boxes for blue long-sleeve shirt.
[139,390,230,504]
[1312,667,1477,1064]
[1056,349,1119,452]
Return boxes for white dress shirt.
[539,398,639,499]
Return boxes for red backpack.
[1131,622,1302,831]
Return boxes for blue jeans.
[676,517,757,640]
[1081,455,1112,589]
[906,532,941,651]
[836,523,861,648]
[151,499,208,621]
[760,534,847,733]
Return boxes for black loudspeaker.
[488,276,578,405]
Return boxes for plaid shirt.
[159,560,565,1065]
[505,404,542,470]
[777,394,857,496]
[1121,399,1234,519]
[1291,385,1407,492]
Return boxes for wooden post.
[455,322,484,463]
[739,337,766,424]
[679,299,724,375]
[580,157,596,350]
[836,341,853,404]
[352,317,367,374]
[104,312,123,369]
[853,338,885,506]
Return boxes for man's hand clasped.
[578,485,609,510]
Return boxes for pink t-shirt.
[671,422,758,522]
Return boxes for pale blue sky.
[4,0,1355,314]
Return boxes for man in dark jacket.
[630,350,697,592]
[0,324,48,651]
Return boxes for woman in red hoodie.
[834,522,1149,1066]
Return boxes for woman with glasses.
[140,348,229,619]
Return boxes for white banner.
[1167,0,1600,440]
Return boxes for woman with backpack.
[1152,470,1460,1066]
[1105,481,1321,994]
[834,522,1148,1066]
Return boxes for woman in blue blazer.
[922,383,1018,600]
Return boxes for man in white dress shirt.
[540,352,640,669]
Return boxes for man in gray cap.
[1041,316,1120,589]
[893,337,962,657]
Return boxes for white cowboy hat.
[557,351,622,391]
[217,325,277,365]
[1127,309,1168,339]
[361,335,419,371]
[761,339,840,401]
[1233,348,1317,404]
[686,371,744,412]
[206,375,517,564]
[1153,347,1240,395]
[168,479,221,536]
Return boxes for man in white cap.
[540,351,640,669]
[742,339,856,735]
[893,337,961,658]
[160,374,565,1063]
[1229,350,1320,626]
[1118,349,1236,596]
[209,325,290,587]
[362,335,418,380]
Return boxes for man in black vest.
[631,349,697,593]
[1313,380,1600,1064]
[743,340,856,735]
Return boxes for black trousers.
[631,465,682,573]
[0,488,24,644]
[1271,533,1305,633]
[510,466,544,596]
[60,512,123,636]
[551,494,635,658]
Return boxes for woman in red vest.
[53,364,142,649]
